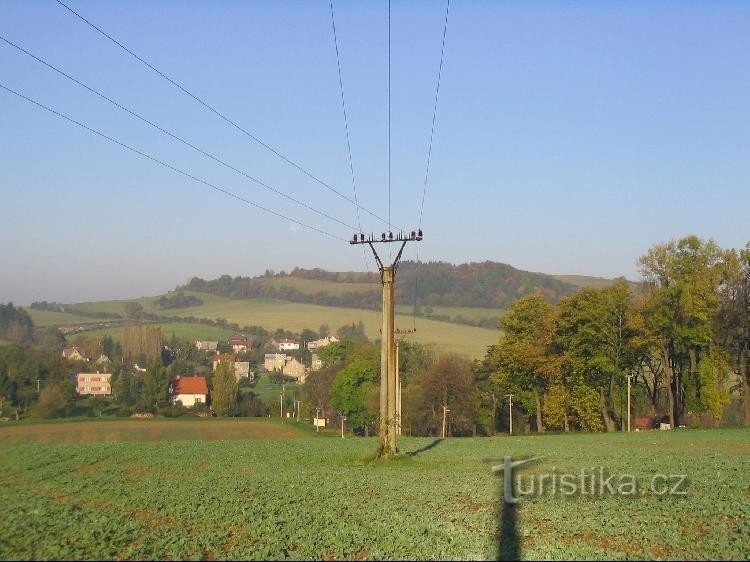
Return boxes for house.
[195,340,219,352]
[264,353,287,372]
[228,335,250,353]
[282,358,306,381]
[212,354,251,382]
[212,353,238,371]
[311,353,323,371]
[62,347,87,361]
[307,336,339,350]
[169,376,208,407]
[76,372,112,396]
[234,362,252,382]
[95,354,111,366]
[277,338,299,351]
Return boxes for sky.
[1,0,749,304]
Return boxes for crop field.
[75,322,235,346]
[0,425,747,560]
[66,292,499,358]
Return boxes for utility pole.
[395,340,401,436]
[340,413,346,438]
[280,383,285,419]
[627,374,632,433]
[506,393,514,435]
[442,405,450,438]
[350,230,422,458]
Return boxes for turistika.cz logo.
[492,456,688,503]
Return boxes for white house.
[307,336,339,350]
[195,340,218,352]
[264,353,287,372]
[169,376,208,408]
[277,339,299,351]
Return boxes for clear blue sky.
[1,1,749,304]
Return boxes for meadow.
[0,421,747,560]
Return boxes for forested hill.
[182,261,579,310]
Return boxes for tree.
[139,359,168,412]
[330,359,378,434]
[553,281,640,431]
[30,384,67,418]
[211,360,238,416]
[319,324,330,338]
[639,236,724,425]
[123,302,144,320]
[715,243,750,424]
[491,294,558,432]
[335,321,368,343]
[405,353,476,436]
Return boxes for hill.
[183,260,579,311]
[552,274,635,289]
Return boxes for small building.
[264,353,287,372]
[311,353,323,372]
[62,347,87,361]
[277,338,299,351]
[169,376,208,408]
[228,335,250,353]
[76,372,112,396]
[195,340,219,352]
[307,336,339,350]
[282,358,306,381]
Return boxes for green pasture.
[24,308,102,327]
[0,426,746,560]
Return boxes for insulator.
[381,233,386,240]
[388,232,393,240]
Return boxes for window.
[195,397,202,403]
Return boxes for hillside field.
[32,292,500,358]
[0,423,746,560]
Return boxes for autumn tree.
[212,360,238,416]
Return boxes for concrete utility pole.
[627,374,632,433]
[395,340,401,436]
[506,393,514,435]
[350,230,422,457]
[442,405,450,438]
[340,413,346,438]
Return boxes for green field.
[24,308,103,327]
[58,292,499,358]
[0,423,746,560]
[76,322,234,345]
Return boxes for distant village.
[64,334,340,408]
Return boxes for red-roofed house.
[169,376,208,408]
[228,335,250,353]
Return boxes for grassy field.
[256,276,378,295]
[75,322,235,345]
[396,304,505,322]
[0,424,746,560]
[24,308,104,327]
[63,292,499,358]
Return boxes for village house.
[307,336,339,350]
[76,372,112,396]
[277,338,299,351]
[195,340,218,352]
[228,335,250,353]
[264,353,287,372]
[169,375,208,408]
[62,346,87,361]
[282,358,306,382]
[212,354,252,382]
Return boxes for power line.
[54,0,393,228]
[388,0,392,233]
[418,0,450,229]
[0,34,359,232]
[329,0,370,271]
[0,82,347,242]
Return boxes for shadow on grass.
[497,498,521,561]
[406,438,444,457]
